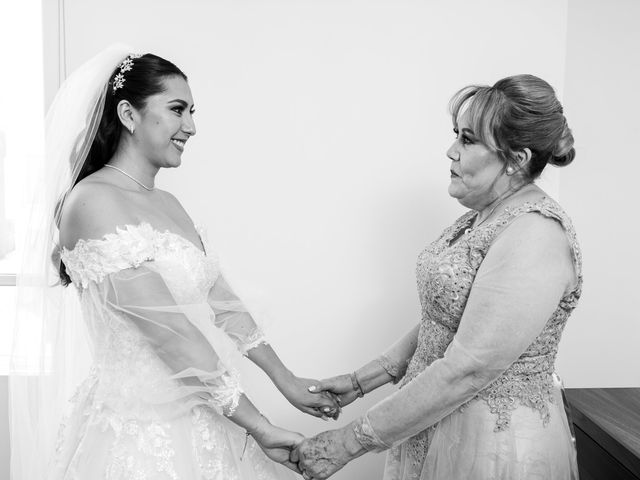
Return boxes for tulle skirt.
[384,383,578,480]
[52,375,296,480]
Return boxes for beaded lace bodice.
[400,198,582,433]
[54,223,279,479]
[62,222,215,295]
[60,223,233,419]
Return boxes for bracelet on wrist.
[350,372,365,397]
[242,414,268,460]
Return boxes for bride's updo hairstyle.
[449,74,575,181]
[73,53,187,187]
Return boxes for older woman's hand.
[291,423,366,479]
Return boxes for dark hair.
[58,53,187,286]
[449,74,575,181]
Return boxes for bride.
[11,45,338,479]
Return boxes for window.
[0,0,45,373]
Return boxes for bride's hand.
[308,374,360,409]
[278,373,342,420]
[251,419,304,473]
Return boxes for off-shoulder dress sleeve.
[61,224,245,415]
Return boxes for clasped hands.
[276,374,365,479]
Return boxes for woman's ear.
[515,148,532,168]
[116,99,137,134]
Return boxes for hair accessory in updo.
[112,53,143,94]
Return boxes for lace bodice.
[52,223,286,480]
[59,223,262,419]
[61,222,216,297]
[401,198,582,431]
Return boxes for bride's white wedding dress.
[54,222,295,480]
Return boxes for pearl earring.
[129,125,135,134]
[506,166,515,175]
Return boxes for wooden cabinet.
[565,388,640,480]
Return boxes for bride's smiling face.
[134,76,196,168]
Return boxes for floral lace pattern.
[376,354,409,384]
[53,223,285,479]
[353,413,391,452]
[61,223,214,290]
[396,198,582,472]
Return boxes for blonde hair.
[449,74,575,180]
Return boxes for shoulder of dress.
[501,197,583,276]
[60,223,157,289]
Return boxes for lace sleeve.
[207,273,268,355]
[376,324,420,383]
[363,214,576,446]
[97,263,245,415]
[353,413,391,452]
[375,355,408,384]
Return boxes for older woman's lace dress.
[54,223,294,480]
[379,197,581,480]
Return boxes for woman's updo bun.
[549,120,575,167]
[449,74,576,181]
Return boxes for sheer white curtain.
[0,1,45,373]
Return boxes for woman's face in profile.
[446,111,505,210]
[134,76,196,169]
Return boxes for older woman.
[293,74,581,480]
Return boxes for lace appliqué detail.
[61,223,157,288]
[206,371,243,416]
[104,417,179,480]
[191,407,241,480]
[403,197,582,433]
[240,329,269,355]
[477,370,555,432]
[376,354,409,384]
[353,414,390,452]
[61,222,218,290]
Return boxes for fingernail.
[308,386,317,392]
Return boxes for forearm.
[352,359,395,395]
[246,343,294,388]
[226,394,274,443]
[354,324,420,394]
[378,324,420,383]
[356,339,498,450]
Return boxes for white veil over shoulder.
[9,44,133,480]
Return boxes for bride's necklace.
[104,164,155,191]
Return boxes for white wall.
[0,377,8,480]
[38,0,639,478]
[554,0,640,387]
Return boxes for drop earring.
[129,125,135,134]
